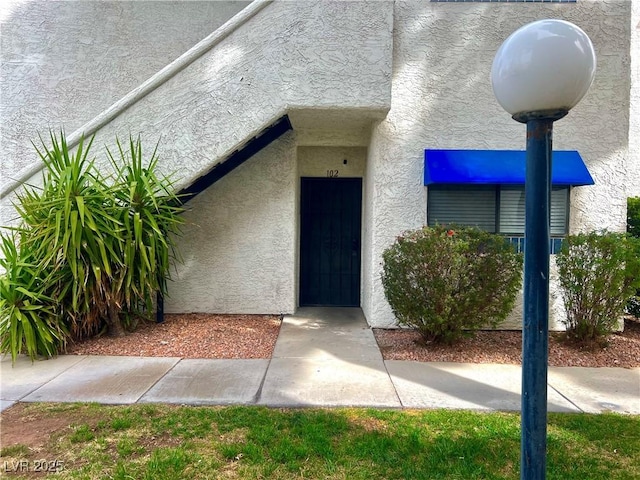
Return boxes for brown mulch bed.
[66,313,282,359]
[374,317,640,369]
[66,312,640,368]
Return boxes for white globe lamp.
[491,19,596,480]
[491,19,596,122]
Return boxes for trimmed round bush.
[557,231,640,342]
[627,197,640,318]
[381,225,523,344]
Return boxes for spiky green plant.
[0,232,67,361]
[106,136,184,331]
[1,131,184,359]
[15,132,122,339]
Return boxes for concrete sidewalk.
[1,308,639,413]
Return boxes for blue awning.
[424,149,594,186]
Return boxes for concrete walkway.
[1,308,639,413]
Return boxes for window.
[427,185,569,252]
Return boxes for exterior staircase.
[1,0,393,204]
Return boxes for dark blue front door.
[299,177,362,307]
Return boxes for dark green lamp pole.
[491,20,596,480]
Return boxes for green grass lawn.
[1,403,638,479]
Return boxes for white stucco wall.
[363,0,632,328]
[629,1,640,199]
[1,0,392,224]
[1,0,393,315]
[2,0,633,328]
[97,1,388,316]
[298,146,366,178]
[166,131,297,314]
[169,143,370,315]
[0,0,249,192]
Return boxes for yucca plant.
[105,136,184,332]
[16,132,122,339]
[1,131,184,353]
[0,232,67,361]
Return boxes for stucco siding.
[1,0,394,317]
[363,0,632,328]
[629,1,640,199]
[1,0,634,330]
[168,144,370,316]
[298,147,366,179]
[0,0,249,193]
[166,131,297,315]
[1,0,393,230]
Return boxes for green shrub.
[627,197,640,238]
[556,231,640,342]
[381,225,523,344]
[627,197,640,318]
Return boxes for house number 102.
[327,170,339,178]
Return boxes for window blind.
[428,186,496,232]
[499,188,525,234]
[499,188,567,235]
[428,185,569,236]
[549,188,568,236]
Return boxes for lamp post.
[491,20,596,480]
